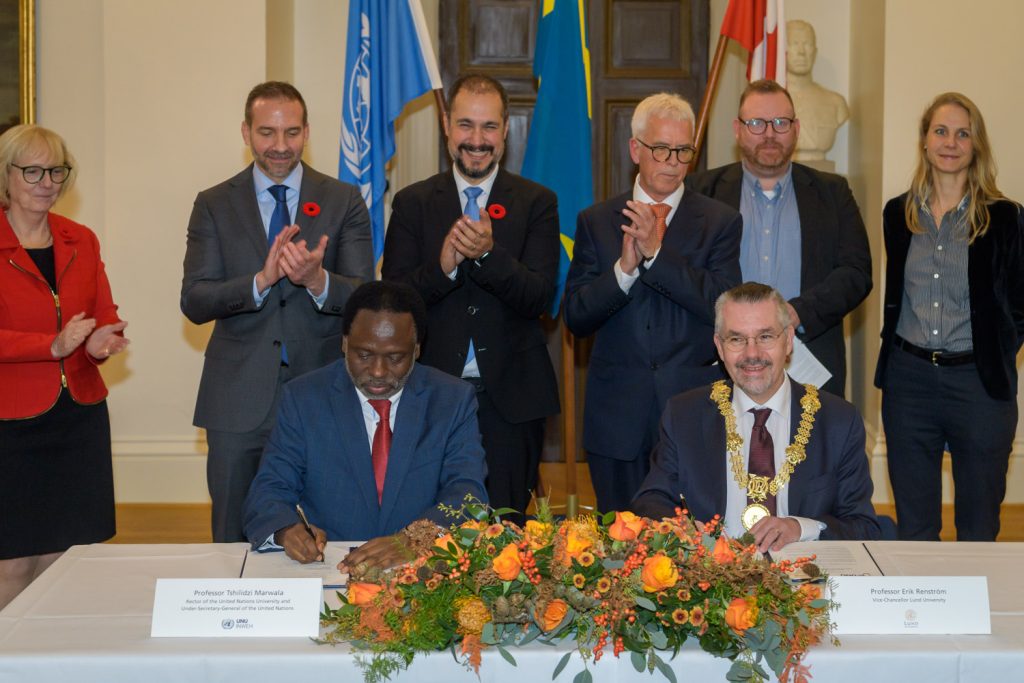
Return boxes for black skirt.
[0,390,116,559]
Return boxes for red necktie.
[368,399,392,504]
[651,203,671,242]
[748,408,777,515]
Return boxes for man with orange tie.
[242,281,488,562]
[564,92,743,514]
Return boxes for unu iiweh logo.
[221,619,234,630]
[904,609,919,628]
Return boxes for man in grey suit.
[181,81,373,542]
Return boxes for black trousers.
[881,344,1016,541]
[206,364,294,543]
[473,386,544,525]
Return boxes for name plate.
[832,576,990,634]
[151,578,322,637]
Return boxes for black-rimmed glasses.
[738,117,795,135]
[635,139,696,164]
[10,164,72,184]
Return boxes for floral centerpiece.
[319,500,835,683]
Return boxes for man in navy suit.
[243,281,488,564]
[564,92,743,513]
[182,82,373,542]
[632,283,879,552]
[382,75,559,521]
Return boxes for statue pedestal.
[795,158,835,174]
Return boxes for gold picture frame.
[2,0,34,132]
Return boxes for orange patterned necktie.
[651,203,671,242]
[368,399,392,504]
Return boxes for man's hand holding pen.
[274,504,326,563]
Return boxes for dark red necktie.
[748,408,776,515]
[368,399,392,504]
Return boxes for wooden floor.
[110,462,1024,544]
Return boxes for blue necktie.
[463,186,482,221]
[267,184,290,364]
[462,187,483,368]
[267,184,290,245]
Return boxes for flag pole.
[561,322,578,518]
[689,33,730,171]
[432,88,447,131]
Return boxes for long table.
[1,542,1022,682]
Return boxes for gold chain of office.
[710,380,821,503]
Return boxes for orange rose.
[347,582,384,606]
[724,596,759,633]
[608,511,646,541]
[712,536,736,564]
[640,554,679,592]
[491,543,522,581]
[435,533,462,555]
[536,598,569,632]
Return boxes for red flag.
[720,0,786,85]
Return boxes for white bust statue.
[786,20,848,162]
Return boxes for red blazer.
[0,211,122,419]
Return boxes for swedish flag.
[521,0,594,316]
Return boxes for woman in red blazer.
[0,125,129,609]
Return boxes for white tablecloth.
[1,542,1021,682]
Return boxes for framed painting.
[1,0,34,134]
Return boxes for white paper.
[770,541,882,576]
[787,337,832,388]
[150,578,322,637]
[832,576,990,634]
[240,543,357,588]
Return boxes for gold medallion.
[742,503,771,531]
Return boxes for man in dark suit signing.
[564,92,743,514]
[182,81,373,542]
[685,79,872,397]
[243,281,488,566]
[382,74,559,520]
[632,283,880,552]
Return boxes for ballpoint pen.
[295,503,324,562]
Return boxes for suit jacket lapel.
[378,365,428,528]
[296,162,325,238]
[791,164,823,283]
[330,368,381,521]
[716,164,745,209]
[228,165,270,259]
[699,390,730,520]
[785,381,811,515]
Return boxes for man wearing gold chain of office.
[632,282,880,553]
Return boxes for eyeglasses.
[718,329,787,352]
[10,164,72,184]
[738,117,795,135]
[635,139,696,164]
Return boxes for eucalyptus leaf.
[809,598,829,609]
[634,595,657,611]
[649,629,669,649]
[518,624,542,646]
[653,654,678,683]
[573,669,594,683]
[631,651,646,672]
[552,652,572,679]
[725,660,753,681]
[497,644,517,666]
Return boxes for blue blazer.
[563,189,742,461]
[631,380,881,541]
[243,361,488,546]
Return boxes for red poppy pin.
[302,202,321,217]
[487,204,507,220]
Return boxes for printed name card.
[151,578,322,637]
[832,576,990,634]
